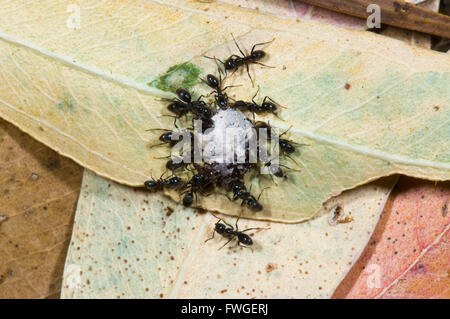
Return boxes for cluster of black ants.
[144,36,301,249]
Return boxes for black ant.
[255,123,305,164]
[181,173,214,207]
[202,74,233,110]
[167,88,213,119]
[232,87,283,118]
[204,214,265,250]
[147,128,193,148]
[144,174,182,192]
[227,180,263,212]
[165,158,188,172]
[277,126,308,157]
[261,159,301,179]
[155,150,194,173]
[262,160,284,178]
[223,34,275,86]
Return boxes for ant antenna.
[279,125,293,138]
[250,38,276,53]
[230,33,247,56]
[263,96,287,109]
[257,187,270,201]
[149,142,164,149]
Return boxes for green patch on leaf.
[57,95,75,111]
[148,62,202,93]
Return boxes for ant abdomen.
[237,232,253,245]
[206,74,219,88]
[251,50,265,60]
[144,180,160,192]
[176,88,191,103]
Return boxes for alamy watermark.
[66,4,81,30]
[367,4,381,29]
[65,264,82,290]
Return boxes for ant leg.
[158,97,177,103]
[194,192,199,207]
[279,164,301,173]
[222,84,242,91]
[284,153,300,166]
[218,192,234,202]
[145,128,170,132]
[173,117,179,129]
[230,33,246,57]
[204,229,216,243]
[209,212,224,222]
[219,217,234,230]
[263,96,286,109]
[149,143,165,149]
[234,214,241,232]
[250,38,276,53]
[154,155,172,159]
[203,55,225,65]
[251,86,260,104]
[241,227,266,233]
[252,61,275,69]
[238,243,254,252]
[246,63,255,87]
[218,237,235,250]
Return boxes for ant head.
[159,132,173,143]
[280,140,295,154]
[191,174,203,184]
[251,50,265,59]
[215,223,226,232]
[166,160,182,171]
[231,180,245,193]
[247,198,263,212]
[206,74,219,89]
[144,180,158,190]
[224,58,236,70]
[262,101,277,112]
[238,233,253,246]
[183,192,194,207]
[176,88,191,103]
[218,101,228,110]
[268,164,283,178]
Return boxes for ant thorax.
[199,108,257,164]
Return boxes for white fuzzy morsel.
[199,108,256,164]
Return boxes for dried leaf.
[0,0,448,222]
[0,118,82,298]
[61,170,396,298]
[333,177,450,298]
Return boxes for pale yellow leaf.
[61,170,396,298]
[0,0,448,221]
